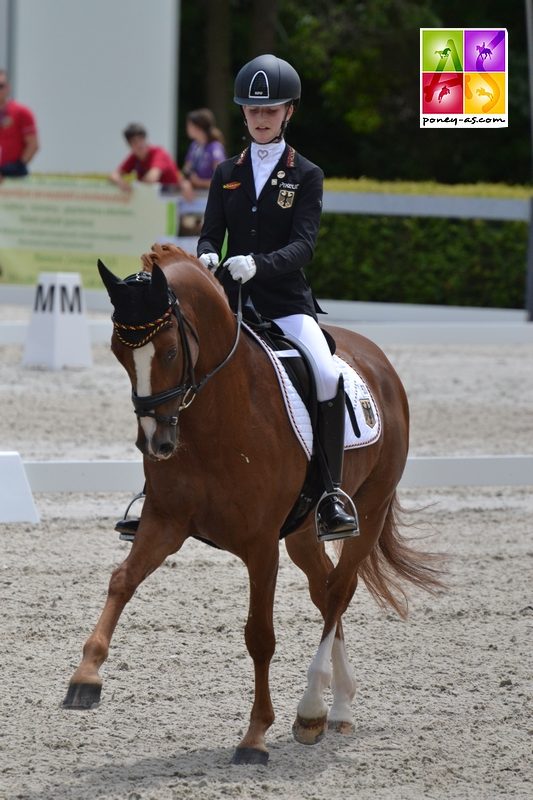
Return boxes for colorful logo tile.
[420,28,508,128]
[464,30,506,72]
[422,72,463,114]
[421,30,463,72]
[464,72,506,115]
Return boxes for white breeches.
[274,313,341,402]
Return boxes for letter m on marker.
[60,285,82,313]
[34,283,55,312]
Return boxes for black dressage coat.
[197,144,324,320]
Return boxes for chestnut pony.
[63,244,440,765]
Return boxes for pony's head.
[98,253,200,460]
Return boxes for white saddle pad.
[245,324,382,461]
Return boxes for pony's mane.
[140,243,199,271]
[140,243,226,297]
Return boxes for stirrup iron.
[115,490,145,542]
[315,488,360,542]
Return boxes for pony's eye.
[166,347,178,361]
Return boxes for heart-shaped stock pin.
[257,149,269,160]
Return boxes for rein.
[114,273,243,427]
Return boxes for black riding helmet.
[234,54,301,106]
[234,55,301,143]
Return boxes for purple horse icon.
[476,43,492,60]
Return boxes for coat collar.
[233,145,297,201]
[235,144,296,168]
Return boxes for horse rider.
[197,54,358,541]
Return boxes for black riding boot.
[115,488,145,542]
[316,378,359,542]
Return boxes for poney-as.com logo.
[420,28,508,128]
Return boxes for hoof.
[62,682,102,710]
[231,747,269,766]
[328,719,355,736]
[292,713,327,745]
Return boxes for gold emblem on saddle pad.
[360,399,376,428]
[277,189,295,209]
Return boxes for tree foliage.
[179,1,531,183]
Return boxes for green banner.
[0,175,176,285]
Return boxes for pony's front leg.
[63,523,183,709]
[232,545,279,766]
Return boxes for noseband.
[113,270,242,427]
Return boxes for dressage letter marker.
[0,452,40,523]
[22,273,92,369]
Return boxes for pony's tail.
[357,492,446,619]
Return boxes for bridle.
[113,270,242,427]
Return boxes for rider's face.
[243,104,293,143]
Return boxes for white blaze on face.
[133,342,156,441]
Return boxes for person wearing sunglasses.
[0,69,39,180]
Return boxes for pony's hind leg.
[293,625,336,744]
[291,556,359,744]
[292,622,356,741]
[288,492,395,744]
[329,626,357,734]
[63,522,184,709]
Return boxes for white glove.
[225,255,257,284]
[199,252,220,271]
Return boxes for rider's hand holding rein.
[225,255,257,284]
[199,252,220,271]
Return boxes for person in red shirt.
[110,122,191,197]
[0,69,39,179]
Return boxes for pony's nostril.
[158,442,174,457]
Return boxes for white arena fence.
[22,455,533,492]
[1,286,531,521]
[3,454,532,524]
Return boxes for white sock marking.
[297,627,336,719]
[330,636,356,724]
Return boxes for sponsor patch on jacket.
[279,181,299,190]
[223,181,241,190]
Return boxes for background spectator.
[182,108,226,191]
[0,68,39,180]
[109,122,191,198]
[179,109,226,235]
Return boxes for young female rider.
[197,54,358,541]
